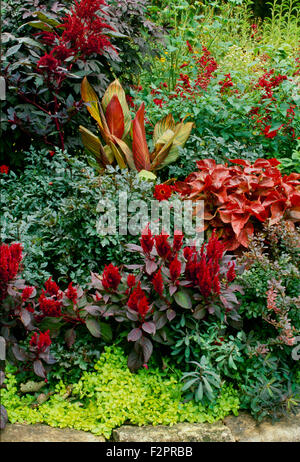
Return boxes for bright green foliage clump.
[1,347,240,439]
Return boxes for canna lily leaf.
[153,114,175,145]
[81,77,103,129]
[112,136,136,170]
[132,103,151,172]
[108,142,127,169]
[160,121,194,168]
[105,94,125,139]
[102,79,131,138]
[79,126,112,165]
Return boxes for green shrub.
[0,148,154,287]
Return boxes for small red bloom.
[226,262,236,283]
[173,230,184,253]
[37,53,60,72]
[38,292,62,317]
[22,286,34,302]
[140,224,154,255]
[26,304,35,313]
[152,269,164,296]
[127,282,150,320]
[153,184,173,202]
[30,330,51,353]
[155,233,172,260]
[153,98,164,108]
[127,274,136,288]
[169,255,181,282]
[44,277,60,297]
[66,282,78,303]
[0,165,9,174]
[102,263,121,290]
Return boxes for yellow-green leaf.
[138,170,157,181]
[112,136,136,170]
[160,122,194,167]
[79,126,101,158]
[81,77,103,128]
[153,114,175,145]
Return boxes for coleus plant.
[79,77,194,176]
[173,158,300,250]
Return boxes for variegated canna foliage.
[79,78,194,177]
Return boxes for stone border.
[1,411,299,442]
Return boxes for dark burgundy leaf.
[65,328,76,348]
[128,328,142,342]
[33,359,46,378]
[142,322,156,335]
[12,344,27,361]
[127,349,143,371]
[140,336,153,363]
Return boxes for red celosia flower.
[66,282,78,303]
[0,165,9,174]
[30,330,51,353]
[140,224,154,255]
[26,304,35,313]
[173,230,184,253]
[38,292,62,317]
[22,286,34,302]
[184,232,225,298]
[169,255,181,282]
[152,269,164,296]
[127,274,136,288]
[102,263,121,290]
[127,282,150,320]
[153,184,173,201]
[44,277,60,297]
[226,262,236,283]
[0,243,23,300]
[155,233,172,260]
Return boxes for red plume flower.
[155,233,172,260]
[102,263,121,290]
[140,224,154,255]
[169,255,182,282]
[152,269,164,296]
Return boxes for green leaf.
[174,290,192,309]
[86,319,101,338]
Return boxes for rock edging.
[1,411,299,442]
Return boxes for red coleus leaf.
[177,158,300,250]
[237,222,254,247]
[231,212,250,237]
[105,95,125,139]
[132,103,151,171]
[269,201,286,225]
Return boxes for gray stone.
[112,422,235,442]
[0,423,105,442]
[224,411,300,442]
